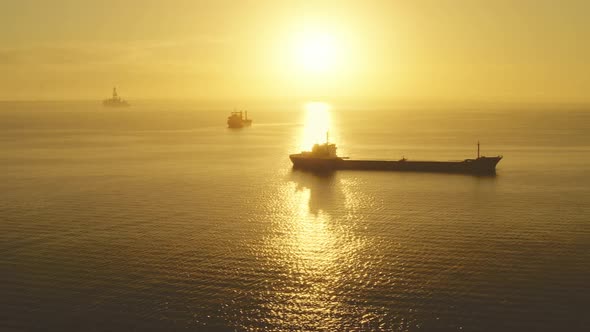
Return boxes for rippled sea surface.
[1,101,589,331]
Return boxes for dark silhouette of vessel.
[290,133,502,174]
[227,110,252,128]
[103,87,129,107]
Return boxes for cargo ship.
[290,133,502,174]
[227,110,252,128]
[102,87,129,107]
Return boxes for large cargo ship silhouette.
[290,133,502,174]
[227,110,252,128]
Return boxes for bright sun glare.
[300,102,332,150]
[295,32,339,74]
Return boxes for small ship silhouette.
[227,110,252,128]
[103,87,129,107]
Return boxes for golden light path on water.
[236,102,392,330]
[299,102,333,151]
[256,182,364,330]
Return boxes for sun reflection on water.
[299,102,333,151]
[270,184,346,329]
[247,170,379,331]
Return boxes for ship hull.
[290,155,502,175]
[227,119,252,128]
[103,100,129,107]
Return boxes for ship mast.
[113,87,118,98]
[477,141,480,159]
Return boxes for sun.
[272,21,358,91]
[294,32,339,74]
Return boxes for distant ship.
[227,110,252,128]
[103,87,129,107]
[290,133,502,175]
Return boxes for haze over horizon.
[1,0,589,104]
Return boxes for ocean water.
[1,101,589,331]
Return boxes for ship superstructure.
[103,87,129,107]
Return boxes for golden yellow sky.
[1,0,589,103]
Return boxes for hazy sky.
[1,0,589,103]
